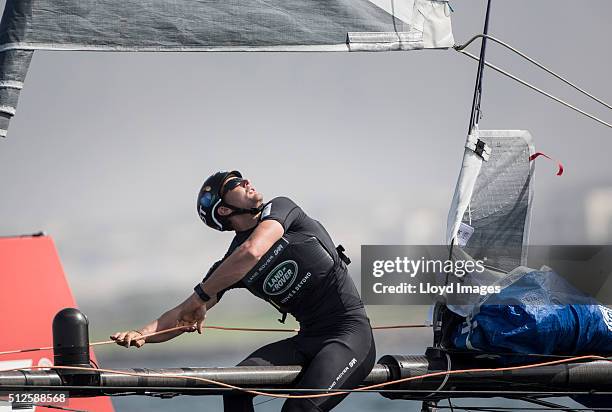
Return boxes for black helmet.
[197,170,262,231]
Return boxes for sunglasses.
[221,177,245,197]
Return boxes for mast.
[467,0,493,134]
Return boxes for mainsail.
[0,0,454,137]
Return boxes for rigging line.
[442,348,592,359]
[1,355,609,401]
[456,49,612,129]
[0,323,429,356]
[371,324,430,330]
[435,407,611,412]
[0,325,189,356]
[467,0,493,134]
[518,396,583,412]
[32,405,90,412]
[456,34,612,111]
[2,386,611,396]
[435,409,543,412]
[254,397,280,407]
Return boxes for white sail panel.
[447,130,535,271]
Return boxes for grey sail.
[445,130,535,315]
[0,0,454,137]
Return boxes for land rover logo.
[263,260,298,295]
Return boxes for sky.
[1,0,611,312]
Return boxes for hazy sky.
[1,0,611,305]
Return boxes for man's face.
[221,176,263,209]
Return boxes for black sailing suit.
[202,197,376,411]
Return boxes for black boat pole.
[467,0,493,134]
[2,354,612,399]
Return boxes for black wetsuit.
[203,197,376,412]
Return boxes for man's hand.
[178,300,207,334]
[110,330,146,348]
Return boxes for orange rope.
[0,355,608,400]
[372,324,429,330]
[0,323,429,356]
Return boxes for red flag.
[0,235,114,412]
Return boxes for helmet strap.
[220,202,264,218]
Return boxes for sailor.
[111,170,376,411]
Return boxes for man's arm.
[142,294,220,342]
[111,207,288,348]
[197,219,284,300]
[110,294,219,347]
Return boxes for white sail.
[0,0,454,138]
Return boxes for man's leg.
[223,337,306,412]
[281,331,376,412]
